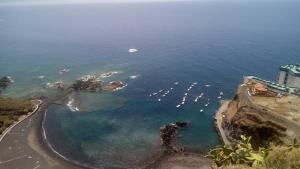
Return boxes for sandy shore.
[0,99,86,169]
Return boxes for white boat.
[158,99,161,102]
[220,92,224,95]
[217,96,222,99]
[128,48,138,53]
[205,84,211,87]
[200,109,204,112]
[176,105,181,108]
[174,82,179,85]
[129,75,138,79]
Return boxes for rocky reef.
[0,76,12,88]
[160,121,190,153]
[103,81,126,92]
[0,76,13,93]
[71,75,102,92]
[46,81,65,90]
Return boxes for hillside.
[0,97,34,134]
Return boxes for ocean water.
[1,1,300,168]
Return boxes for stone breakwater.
[160,121,190,153]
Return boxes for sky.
[0,0,296,6]
[0,0,193,6]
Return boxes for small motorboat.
[128,48,138,53]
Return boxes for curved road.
[0,88,85,169]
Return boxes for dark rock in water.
[175,121,189,128]
[160,121,190,153]
[0,76,12,89]
[103,81,126,91]
[72,75,101,92]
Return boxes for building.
[278,64,300,88]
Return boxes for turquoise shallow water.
[1,1,300,168]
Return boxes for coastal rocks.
[46,81,65,90]
[0,76,13,93]
[0,76,13,88]
[103,81,126,92]
[99,71,118,78]
[160,121,190,153]
[72,75,101,92]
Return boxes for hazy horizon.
[0,0,297,6]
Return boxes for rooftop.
[280,64,300,76]
[245,76,299,94]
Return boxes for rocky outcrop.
[71,75,101,92]
[103,81,126,91]
[47,81,65,90]
[0,76,12,89]
[0,76,13,93]
[160,121,190,153]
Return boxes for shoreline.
[1,91,214,169]
[40,108,99,169]
[0,99,42,142]
[40,106,211,169]
[213,100,231,145]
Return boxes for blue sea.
[0,1,300,168]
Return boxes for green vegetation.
[0,97,33,134]
[208,136,300,169]
[207,135,269,167]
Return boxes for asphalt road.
[0,87,85,169]
[0,103,83,169]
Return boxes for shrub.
[264,144,300,169]
[207,135,269,167]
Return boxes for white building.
[278,64,300,88]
